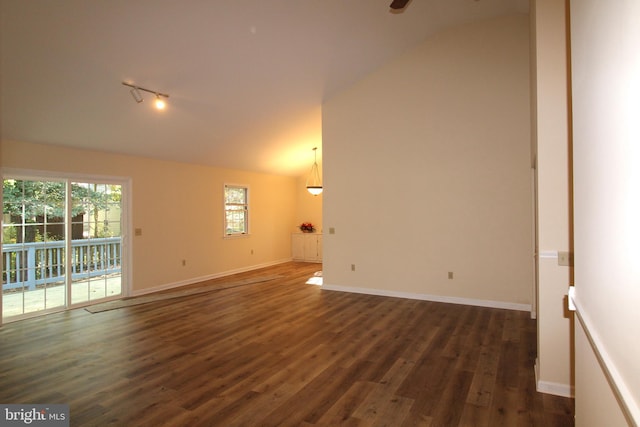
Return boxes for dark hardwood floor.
[0,262,574,426]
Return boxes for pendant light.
[306,147,323,196]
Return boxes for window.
[224,185,248,236]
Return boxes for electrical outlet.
[351,264,356,272]
[251,249,254,255]
[135,228,142,236]
[448,272,454,279]
[182,259,186,267]
[329,227,335,234]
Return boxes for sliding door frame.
[1,168,132,324]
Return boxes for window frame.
[223,184,249,237]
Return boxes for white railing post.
[26,246,36,290]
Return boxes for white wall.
[531,0,573,397]
[322,15,533,309]
[570,0,640,424]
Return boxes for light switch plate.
[558,251,572,266]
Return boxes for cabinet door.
[291,234,305,260]
[304,235,318,261]
[316,235,323,261]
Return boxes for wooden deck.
[2,276,122,318]
[0,262,574,426]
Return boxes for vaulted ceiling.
[1,0,528,176]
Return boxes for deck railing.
[2,237,121,291]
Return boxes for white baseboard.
[536,380,574,398]
[131,258,291,297]
[321,283,532,312]
[534,359,575,398]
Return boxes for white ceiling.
[1,0,528,176]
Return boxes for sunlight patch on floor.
[306,271,323,286]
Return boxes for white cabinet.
[291,233,306,260]
[292,233,322,262]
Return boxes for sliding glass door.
[69,182,123,304]
[2,177,126,321]
[2,179,68,317]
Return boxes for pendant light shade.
[306,147,323,196]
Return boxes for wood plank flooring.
[0,262,574,426]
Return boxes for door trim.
[1,168,132,322]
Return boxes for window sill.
[223,233,251,240]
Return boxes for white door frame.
[1,168,132,323]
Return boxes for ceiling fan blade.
[389,0,410,10]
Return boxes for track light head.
[130,87,143,103]
[154,94,166,110]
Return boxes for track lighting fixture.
[122,82,169,110]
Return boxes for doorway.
[2,176,128,321]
